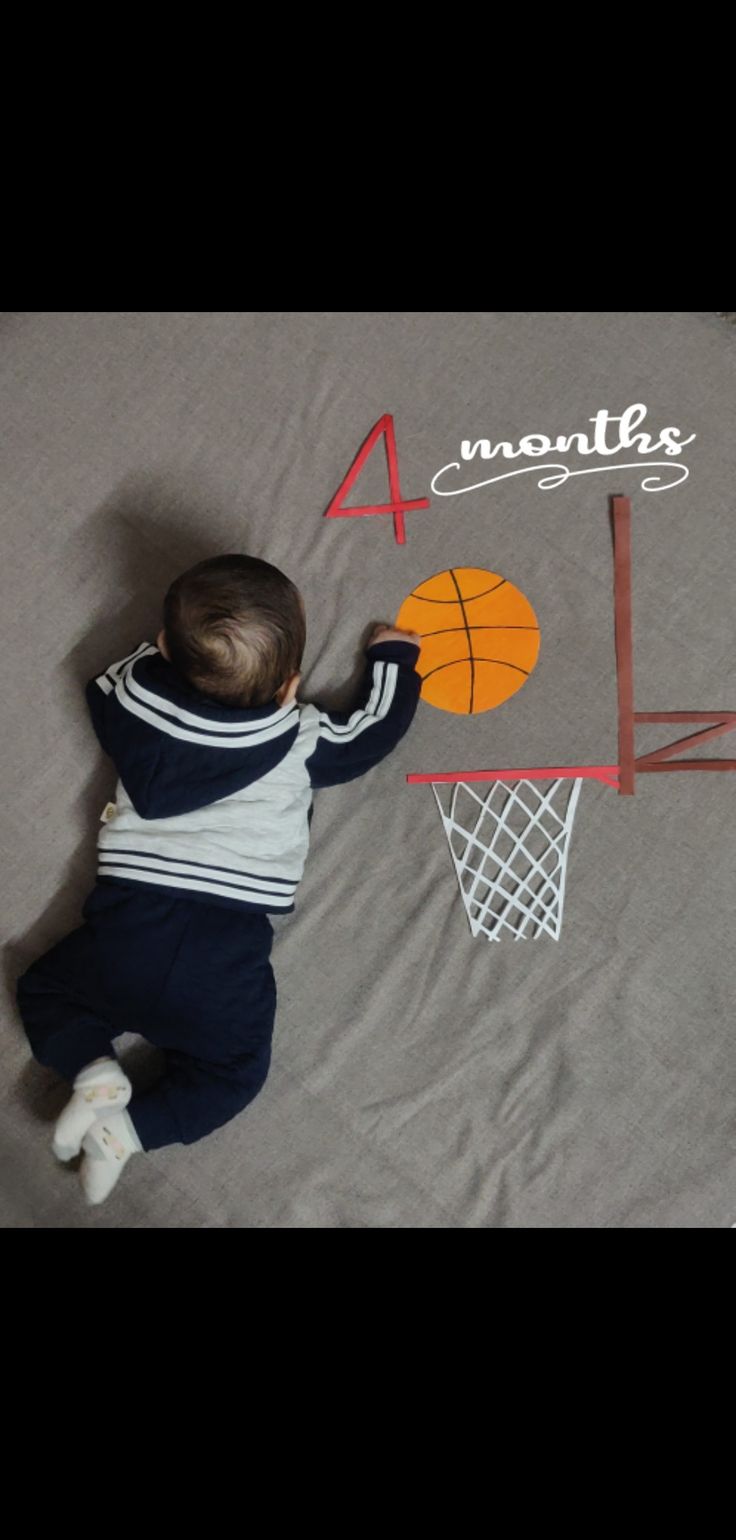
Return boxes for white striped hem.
[97,864,296,907]
[99,850,297,893]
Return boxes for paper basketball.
[395,566,540,715]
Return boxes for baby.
[17,554,421,1204]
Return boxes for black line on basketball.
[419,657,531,686]
[408,579,508,604]
[419,625,538,639]
[449,568,475,712]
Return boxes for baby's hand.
[367,624,421,649]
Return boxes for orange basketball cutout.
[395,567,540,715]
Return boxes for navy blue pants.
[16,881,276,1151]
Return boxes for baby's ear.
[275,672,301,706]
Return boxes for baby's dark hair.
[163,554,305,709]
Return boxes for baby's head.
[158,554,305,710]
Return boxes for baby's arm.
[366,624,421,650]
[304,625,422,789]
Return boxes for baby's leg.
[127,1038,272,1150]
[125,903,277,1152]
[17,926,118,1080]
[75,1036,271,1205]
[74,1042,271,1206]
[19,890,277,1201]
[16,921,134,1165]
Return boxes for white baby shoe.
[52,1057,132,1162]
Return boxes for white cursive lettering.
[442,404,694,496]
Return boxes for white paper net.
[431,776,583,941]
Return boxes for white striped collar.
[98,644,299,743]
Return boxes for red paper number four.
[324,414,430,546]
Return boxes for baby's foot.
[80,1110,142,1206]
[52,1058,132,1162]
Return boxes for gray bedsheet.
[2,310,734,1228]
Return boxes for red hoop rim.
[407,765,620,788]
